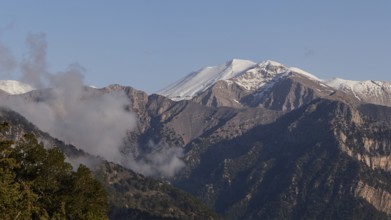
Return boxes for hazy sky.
[0,1,390,93]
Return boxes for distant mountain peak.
[157,59,326,101]
[228,58,255,65]
[324,77,391,104]
[258,60,284,67]
[157,59,391,108]
[227,60,289,91]
[288,67,320,81]
[0,80,35,95]
[156,59,255,101]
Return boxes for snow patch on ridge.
[325,78,391,101]
[156,59,256,101]
[230,60,288,91]
[0,80,35,95]
[289,67,320,81]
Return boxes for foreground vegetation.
[0,122,108,219]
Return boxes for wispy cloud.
[0,33,185,177]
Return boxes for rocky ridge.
[1,59,391,219]
[158,59,391,111]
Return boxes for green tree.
[65,164,109,220]
[0,140,23,219]
[0,130,109,219]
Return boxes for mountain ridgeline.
[1,59,391,219]
[0,108,221,220]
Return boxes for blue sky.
[0,1,390,93]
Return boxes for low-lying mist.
[0,33,184,177]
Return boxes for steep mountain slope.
[97,162,220,220]
[0,107,221,220]
[101,85,280,150]
[173,98,391,219]
[102,85,391,219]
[191,61,336,111]
[3,58,391,219]
[156,59,256,101]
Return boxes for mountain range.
[1,59,391,219]
[157,59,391,109]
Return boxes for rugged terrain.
[119,87,391,219]
[0,108,221,220]
[1,59,391,219]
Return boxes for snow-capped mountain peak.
[258,60,285,67]
[228,60,289,91]
[324,78,391,103]
[157,59,326,101]
[156,59,256,101]
[0,80,35,95]
[288,67,320,81]
[157,59,391,107]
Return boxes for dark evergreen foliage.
[0,127,109,220]
[95,162,221,220]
